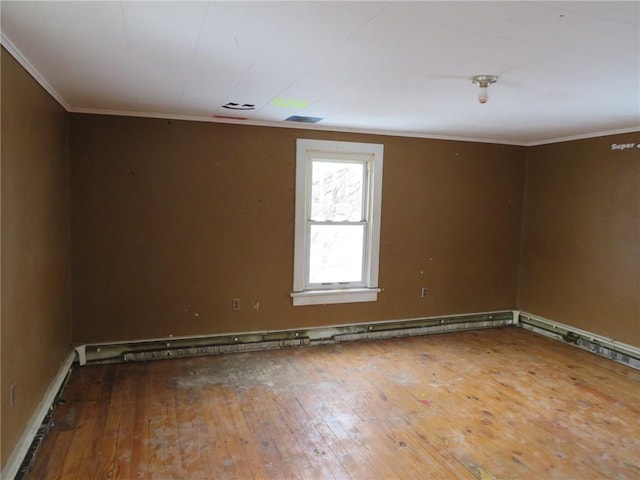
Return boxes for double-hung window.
[291,139,383,306]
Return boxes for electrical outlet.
[232,298,241,312]
[421,287,429,298]
[10,383,16,407]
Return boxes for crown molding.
[2,34,637,147]
[1,32,71,111]
[527,126,640,146]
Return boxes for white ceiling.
[1,1,639,145]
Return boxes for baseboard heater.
[77,311,514,365]
[517,312,640,370]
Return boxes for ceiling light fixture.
[472,75,498,104]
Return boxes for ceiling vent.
[285,115,323,123]
[222,102,255,110]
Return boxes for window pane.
[311,161,364,221]
[309,224,364,284]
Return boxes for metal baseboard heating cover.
[78,311,514,365]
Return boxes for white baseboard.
[2,350,76,480]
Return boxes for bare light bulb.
[471,75,498,104]
[478,87,488,104]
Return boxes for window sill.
[290,288,381,306]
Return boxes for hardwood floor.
[25,327,640,480]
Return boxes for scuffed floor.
[26,327,640,479]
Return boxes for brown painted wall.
[1,48,71,468]
[518,133,640,347]
[70,115,526,344]
[2,42,638,470]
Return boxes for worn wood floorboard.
[25,327,640,480]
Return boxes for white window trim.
[291,139,384,306]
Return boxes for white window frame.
[291,139,383,306]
